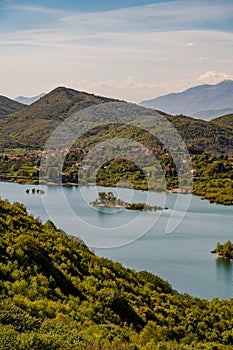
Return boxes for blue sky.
[1,0,233,101]
[1,0,177,14]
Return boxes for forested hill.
[0,87,119,149]
[0,198,233,349]
[0,96,25,118]
[0,86,233,153]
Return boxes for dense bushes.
[0,198,233,349]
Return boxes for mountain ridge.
[14,93,46,105]
[0,87,120,148]
[140,80,233,120]
[0,86,233,153]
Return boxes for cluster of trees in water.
[212,241,233,259]
[91,192,164,211]
[0,198,233,349]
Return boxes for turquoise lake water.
[0,181,232,300]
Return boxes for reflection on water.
[216,258,233,281]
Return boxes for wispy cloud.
[3,0,233,36]
[11,4,67,15]
[1,0,233,47]
[1,0,233,101]
[57,0,233,34]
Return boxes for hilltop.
[0,87,119,149]
[140,80,233,120]
[0,197,233,349]
[0,86,233,153]
[0,87,233,205]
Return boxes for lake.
[0,181,232,300]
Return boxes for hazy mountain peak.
[140,80,233,120]
[14,93,45,105]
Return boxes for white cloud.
[198,71,233,84]
[198,56,213,61]
[180,41,195,48]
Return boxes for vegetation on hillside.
[192,154,233,205]
[0,87,233,153]
[0,198,233,349]
[0,87,233,205]
[0,96,25,118]
[0,87,119,149]
[0,148,233,205]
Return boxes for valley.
[0,86,232,205]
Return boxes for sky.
[1,0,233,102]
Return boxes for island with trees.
[90,191,167,211]
[211,240,233,259]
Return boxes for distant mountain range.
[14,93,46,105]
[140,80,233,120]
[0,86,232,153]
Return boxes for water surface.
[0,181,232,300]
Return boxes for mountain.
[193,107,233,120]
[140,80,233,120]
[0,86,118,149]
[0,197,232,349]
[0,86,233,153]
[14,92,46,105]
[0,95,25,118]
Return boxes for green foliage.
[212,241,233,259]
[0,88,233,205]
[0,87,118,149]
[0,198,232,349]
[0,96,25,118]
[91,192,164,211]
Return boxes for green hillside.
[166,114,233,154]
[0,87,232,153]
[0,198,233,349]
[0,87,233,205]
[211,114,233,130]
[0,87,118,149]
[0,97,26,150]
[0,96,25,118]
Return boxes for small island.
[90,191,167,211]
[211,240,233,260]
[26,188,45,194]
